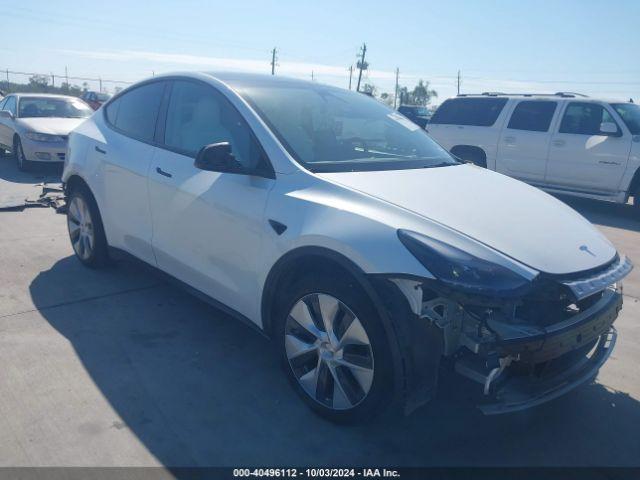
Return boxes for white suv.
[63,74,632,422]
[427,93,640,209]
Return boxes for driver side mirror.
[600,122,621,137]
[194,142,246,174]
[0,110,14,120]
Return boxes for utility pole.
[65,66,69,88]
[356,43,367,92]
[348,65,353,90]
[270,47,278,75]
[457,70,461,95]
[393,67,399,109]
[311,70,314,81]
[51,73,55,88]
[99,77,102,93]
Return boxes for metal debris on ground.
[0,182,66,213]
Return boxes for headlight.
[397,229,534,298]
[25,132,65,142]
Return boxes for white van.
[427,93,640,210]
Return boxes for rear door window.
[559,102,617,135]
[507,101,557,132]
[429,97,508,126]
[107,82,166,142]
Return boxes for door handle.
[504,136,516,143]
[598,161,621,166]
[156,167,173,178]
[94,145,106,154]
[552,139,565,147]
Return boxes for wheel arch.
[261,246,378,338]
[261,246,442,414]
[628,166,640,197]
[450,144,487,167]
[64,174,92,196]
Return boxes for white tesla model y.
[63,72,632,422]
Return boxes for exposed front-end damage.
[376,253,632,415]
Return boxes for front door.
[147,79,275,322]
[546,102,632,193]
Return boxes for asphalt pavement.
[0,155,639,468]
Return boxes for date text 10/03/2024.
[232,468,401,478]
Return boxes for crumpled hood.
[318,164,617,275]
[17,117,86,136]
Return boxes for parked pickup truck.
[427,93,640,210]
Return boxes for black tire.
[66,184,109,268]
[274,272,395,423]
[14,136,31,171]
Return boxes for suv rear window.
[429,97,508,126]
[507,101,557,132]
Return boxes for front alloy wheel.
[285,293,375,410]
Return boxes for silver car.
[0,93,92,171]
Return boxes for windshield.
[236,83,456,172]
[611,103,640,135]
[18,97,93,119]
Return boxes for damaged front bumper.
[456,284,622,414]
[378,255,630,416]
[479,328,616,414]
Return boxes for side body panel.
[148,147,275,322]
[64,114,157,265]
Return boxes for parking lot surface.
[0,157,639,467]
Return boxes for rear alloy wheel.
[67,194,95,262]
[285,293,375,411]
[66,187,109,268]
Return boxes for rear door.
[427,97,508,167]
[546,102,632,193]
[95,81,168,265]
[495,100,558,182]
[148,79,276,322]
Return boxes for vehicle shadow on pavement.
[29,256,640,467]
[557,195,640,233]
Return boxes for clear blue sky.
[1,0,639,103]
